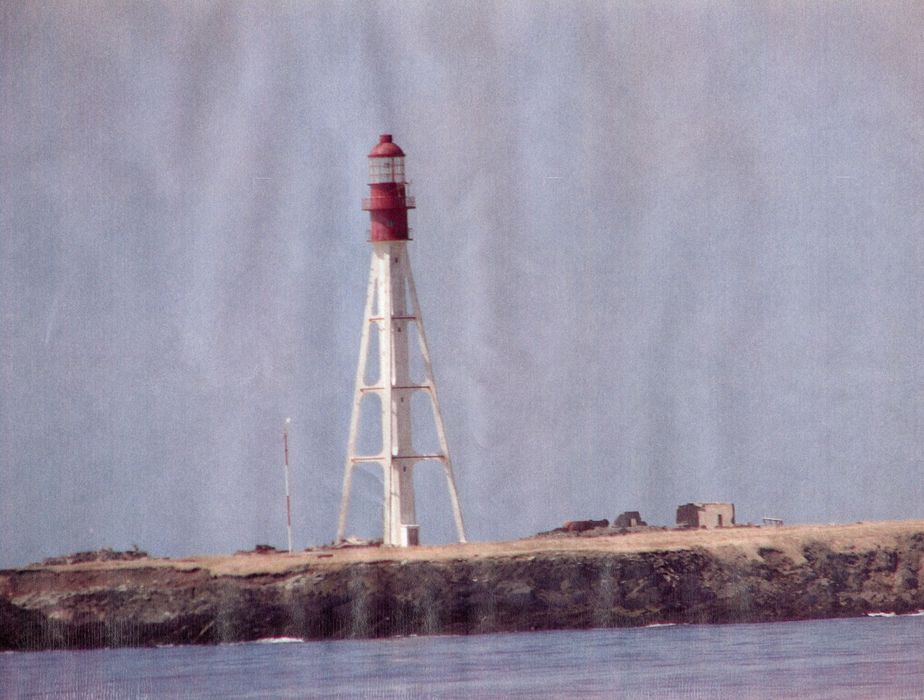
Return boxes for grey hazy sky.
[1,1,922,567]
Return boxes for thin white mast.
[283,417,293,553]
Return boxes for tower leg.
[405,252,467,543]
[337,253,378,543]
[378,243,398,546]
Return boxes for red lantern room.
[362,134,415,242]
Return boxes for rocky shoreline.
[3,521,923,651]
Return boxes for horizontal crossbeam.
[360,384,432,393]
[351,454,446,463]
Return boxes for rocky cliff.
[3,521,923,651]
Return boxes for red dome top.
[368,134,405,158]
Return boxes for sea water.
[3,615,924,699]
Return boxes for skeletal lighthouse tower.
[337,134,466,547]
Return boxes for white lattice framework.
[337,240,466,547]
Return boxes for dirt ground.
[23,519,924,577]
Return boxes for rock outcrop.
[2,522,923,651]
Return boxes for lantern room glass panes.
[369,157,405,184]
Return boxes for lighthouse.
[336,134,467,547]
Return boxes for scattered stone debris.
[39,547,149,566]
[535,520,666,538]
[236,544,282,555]
[564,518,609,533]
[536,519,611,537]
[332,537,383,549]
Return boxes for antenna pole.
[283,418,293,553]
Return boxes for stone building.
[676,502,735,529]
[614,511,646,528]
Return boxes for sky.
[1,1,922,568]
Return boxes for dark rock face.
[3,533,924,651]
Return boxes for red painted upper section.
[368,134,405,158]
[363,134,414,242]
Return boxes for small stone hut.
[676,502,735,529]
[614,511,646,528]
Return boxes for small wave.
[866,611,924,618]
[644,623,677,628]
[255,637,304,644]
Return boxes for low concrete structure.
[677,502,735,529]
